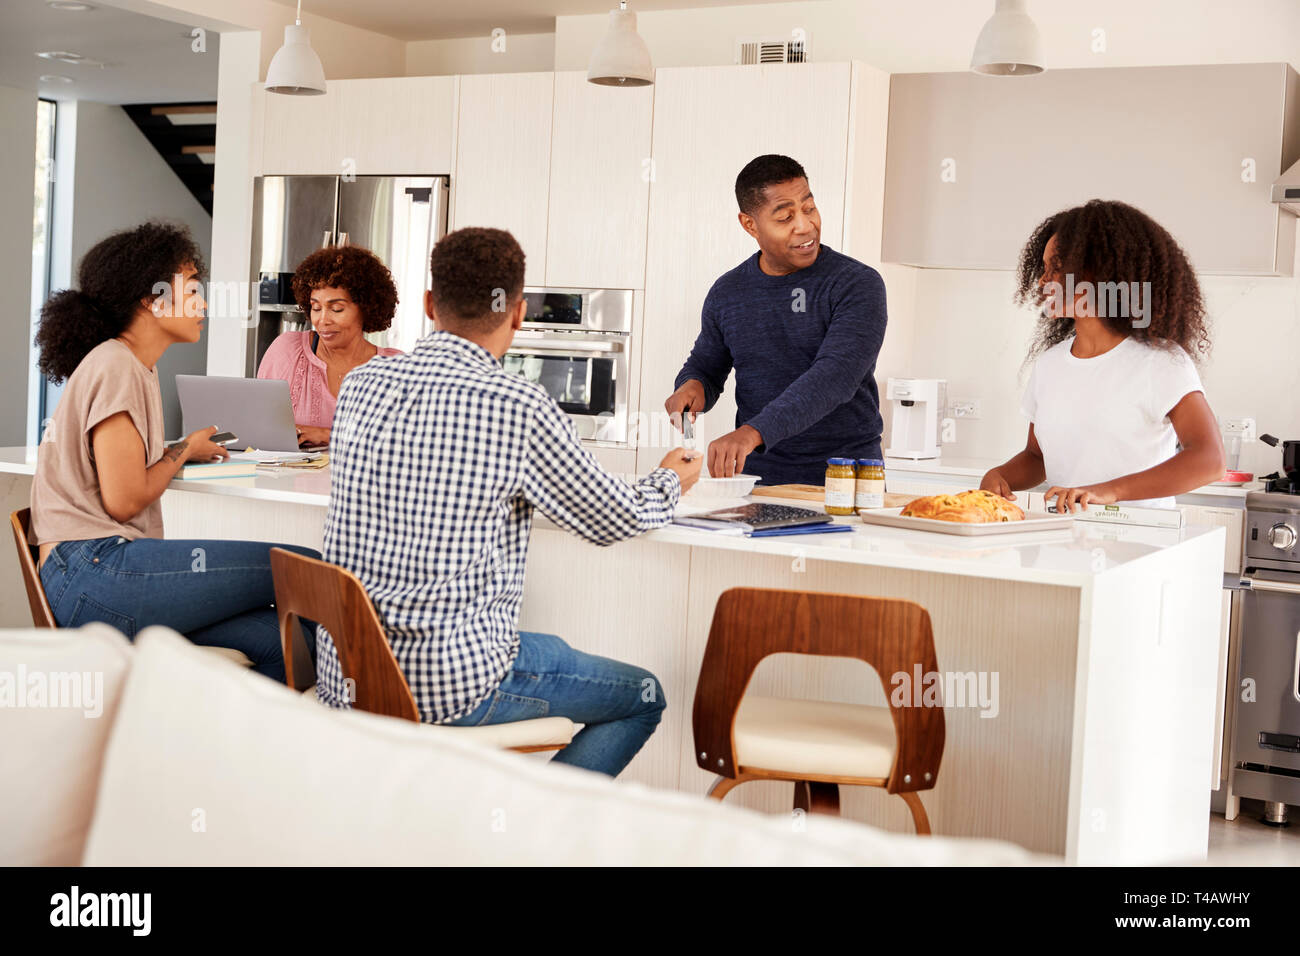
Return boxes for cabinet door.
[884,63,1298,275]
[261,86,344,175]
[336,77,456,175]
[453,72,554,286]
[1178,504,1243,574]
[636,63,852,472]
[546,71,654,289]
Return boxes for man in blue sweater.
[664,154,888,486]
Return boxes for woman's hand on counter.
[979,468,1017,501]
[1044,483,1118,514]
[296,425,330,447]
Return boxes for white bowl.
[688,475,760,498]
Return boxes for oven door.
[503,336,628,446]
[1235,570,1300,775]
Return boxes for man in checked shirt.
[319,227,701,776]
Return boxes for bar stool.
[8,508,253,667]
[269,547,574,753]
[692,587,945,833]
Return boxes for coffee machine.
[884,378,946,460]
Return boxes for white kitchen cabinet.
[884,63,1299,275]
[545,71,654,289]
[636,62,867,473]
[260,77,457,176]
[452,72,554,286]
[261,85,344,175]
[1178,503,1244,574]
[336,77,456,175]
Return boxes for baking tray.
[857,506,1075,536]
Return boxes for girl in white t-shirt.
[981,200,1226,512]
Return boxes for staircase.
[122,102,216,216]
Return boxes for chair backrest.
[268,547,419,722]
[692,587,944,794]
[9,509,56,628]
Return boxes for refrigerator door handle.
[321,230,334,249]
[337,231,350,247]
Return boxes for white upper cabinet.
[452,72,554,286]
[883,63,1300,276]
[636,62,854,470]
[545,71,654,290]
[260,77,456,176]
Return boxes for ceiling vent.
[735,35,809,65]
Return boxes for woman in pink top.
[257,245,402,446]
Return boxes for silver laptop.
[176,375,302,452]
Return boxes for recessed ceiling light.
[35,51,105,67]
[39,74,75,84]
[48,2,95,11]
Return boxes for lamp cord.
[295,0,302,26]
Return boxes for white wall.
[64,101,214,439]
[405,32,555,76]
[0,85,37,446]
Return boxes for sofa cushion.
[83,627,1042,866]
[0,624,132,865]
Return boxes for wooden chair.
[10,508,255,667]
[692,587,945,834]
[269,547,574,753]
[9,509,56,628]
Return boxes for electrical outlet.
[1222,418,1256,442]
[951,399,981,420]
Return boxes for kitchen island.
[0,447,1226,863]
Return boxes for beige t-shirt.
[30,339,166,546]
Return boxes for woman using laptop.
[257,245,402,447]
[980,200,1225,512]
[30,221,319,680]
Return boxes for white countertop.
[884,455,1257,500]
[0,447,1226,588]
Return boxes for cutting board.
[751,484,917,508]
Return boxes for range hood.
[1273,158,1300,215]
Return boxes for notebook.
[673,502,832,533]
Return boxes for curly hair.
[36,220,205,384]
[291,245,398,333]
[1014,199,1210,364]
[428,227,525,326]
[735,154,808,215]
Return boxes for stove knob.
[1268,523,1297,550]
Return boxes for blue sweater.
[674,245,888,486]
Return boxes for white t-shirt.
[1020,336,1204,510]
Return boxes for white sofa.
[1,623,1050,866]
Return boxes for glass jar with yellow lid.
[855,459,886,513]
[824,458,857,515]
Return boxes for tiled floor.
[1206,801,1300,865]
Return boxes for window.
[29,99,56,440]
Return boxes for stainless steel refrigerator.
[247,174,449,375]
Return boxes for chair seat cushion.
[733,696,897,780]
[429,717,575,749]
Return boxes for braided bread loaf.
[900,489,1025,523]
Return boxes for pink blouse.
[256,330,402,428]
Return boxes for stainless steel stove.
[1231,488,1300,825]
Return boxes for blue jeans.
[446,631,666,778]
[39,536,320,682]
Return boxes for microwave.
[505,288,633,447]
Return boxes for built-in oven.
[504,288,632,446]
